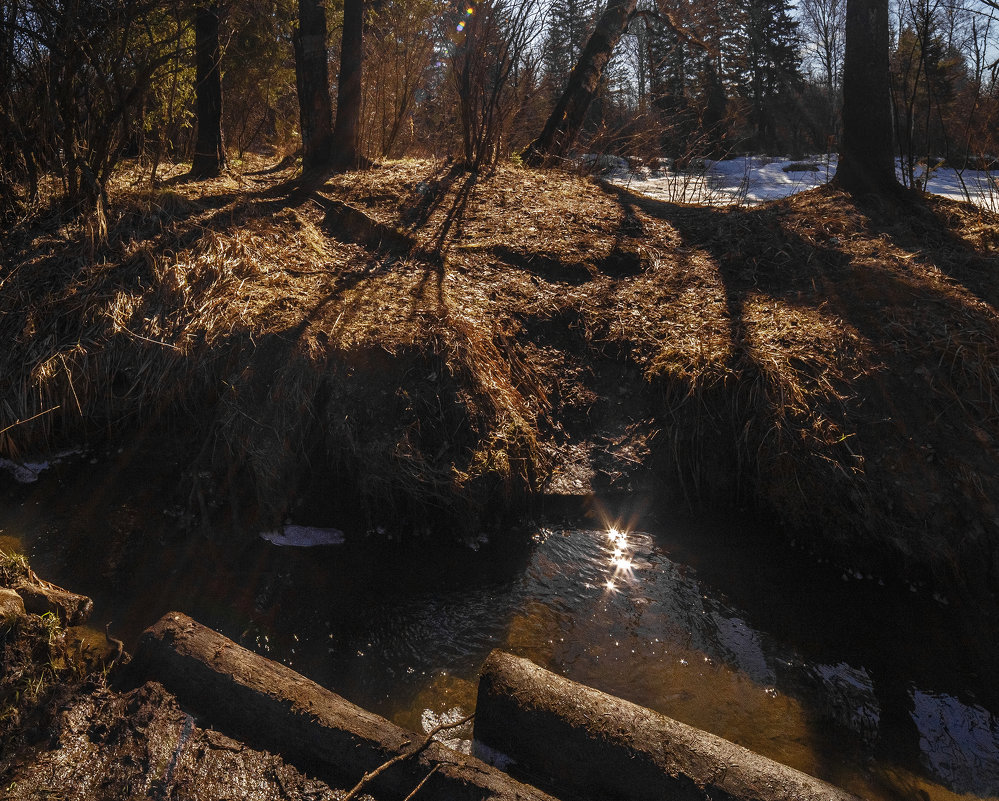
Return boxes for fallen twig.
[402,764,441,801]
[341,713,474,801]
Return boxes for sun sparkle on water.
[602,526,638,585]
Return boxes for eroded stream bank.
[2,445,998,801]
[4,160,999,799]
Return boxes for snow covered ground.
[601,154,999,209]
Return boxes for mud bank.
[2,159,999,647]
[0,556,342,799]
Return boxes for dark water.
[2,450,998,801]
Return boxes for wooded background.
[1,0,998,214]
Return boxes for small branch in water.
[341,713,474,801]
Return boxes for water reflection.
[377,525,999,801]
[5,457,999,801]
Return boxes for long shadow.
[399,161,469,233]
[603,183,999,758]
[860,193,999,309]
[603,183,998,380]
[408,167,480,311]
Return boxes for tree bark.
[330,0,364,171]
[836,0,899,194]
[475,651,863,801]
[191,3,226,178]
[522,0,638,167]
[294,0,334,173]
[127,613,559,801]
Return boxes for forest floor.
[2,155,999,630]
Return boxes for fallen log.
[127,612,560,801]
[474,650,862,801]
[13,576,92,625]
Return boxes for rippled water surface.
[3,456,998,801]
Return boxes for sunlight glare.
[612,556,633,575]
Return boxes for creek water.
[2,451,998,801]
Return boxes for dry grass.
[2,158,999,608]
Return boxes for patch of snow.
[604,154,999,209]
[421,706,472,754]
[259,525,345,547]
[605,154,835,205]
[912,688,999,794]
[0,449,81,483]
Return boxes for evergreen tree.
[541,0,597,99]
[738,0,801,149]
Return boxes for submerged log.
[474,650,861,801]
[128,612,560,801]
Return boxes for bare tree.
[363,0,437,158]
[453,0,542,169]
[800,0,845,136]
[0,0,186,212]
[522,0,638,166]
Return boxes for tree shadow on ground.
[604,181,999,715]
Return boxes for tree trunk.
[191,3,226,178]
[836,0,898,194]
[294,0,334,173]
[475,651,863,801]
[330,0,364,171]
[522,0,638,167]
